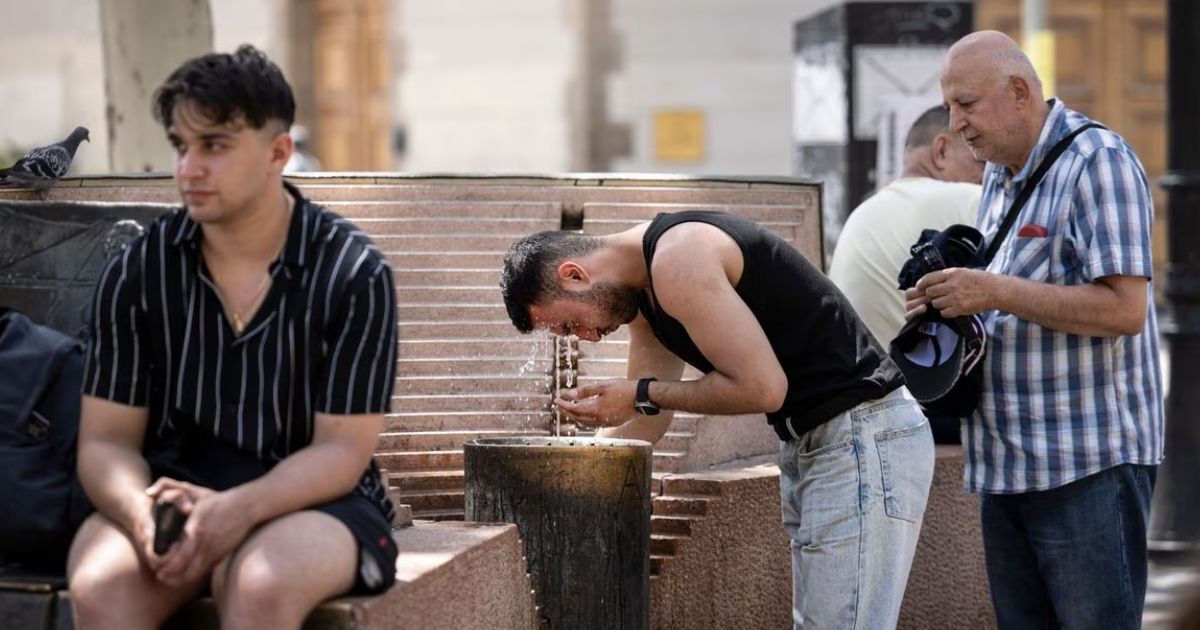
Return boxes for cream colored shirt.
[828,177,982,346]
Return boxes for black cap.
[897,224,986,290]
[889,312,986,403]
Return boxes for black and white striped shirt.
[82,182,396,515]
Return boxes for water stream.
[553,334,579,436]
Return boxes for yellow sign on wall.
[1027,30,1056,99]
[654,110,705,162]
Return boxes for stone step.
[650,451,686,474]
[385,251,504,269]
[396,489,467,513]
[652,494,713,517]
[650,533,689,556]
[575,360,629,377]
[654,433,694,453]
[387,411,697,435]
[375,234,523,251]
[378,429,548,451]
[576,340,629,359]
[393,374,552,396]
[395,286,506,303]
[579,202,808,223]
[384,488,415,526]
[650,554,670,576]
[398,303,509,320]
[389,469,466,492]
[417,508,466,522]
[396,357,552,374]
[397,321,523,340]
[393,268,502,286]
[651,515,698,537]
[393,267,501,284]
[394,503,414,526]
[397,338,549,359]
[385,411,551,432]
[668,415,700,432]
[390,393,549,413]
[376,449,465,472]
[310,196,561,219]
[660,476,726,498]
[347,217,558,234]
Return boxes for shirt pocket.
[1005,234,1056,281]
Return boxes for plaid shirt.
[964,99,1164,494]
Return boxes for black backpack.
[0,308,92,570]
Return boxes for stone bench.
[1,521,536,630]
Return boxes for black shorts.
[147,432,397,596]
[311,491,397,595]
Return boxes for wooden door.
[312,0,392,171]
[975,0,1168,270]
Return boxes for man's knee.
[217,552,313,627]
[216,511,358,625]
[68,513,203,628]
[68,516,141,616]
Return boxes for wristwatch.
[634,377,660,416]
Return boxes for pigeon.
[0,126,90,194]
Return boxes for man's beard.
[581,282,640,326]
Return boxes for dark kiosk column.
[1148,0,1200,558]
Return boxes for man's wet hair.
[500,231,603,333]
[904,105,951,150]
[153,44,295,131]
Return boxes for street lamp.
[1148,0,1200,560]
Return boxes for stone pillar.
[98,0,212,172]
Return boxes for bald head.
[940,30,1052,172]
[945,30,1041,94]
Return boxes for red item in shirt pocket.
[1016,223,1048,238]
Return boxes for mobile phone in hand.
[153,500,187,555]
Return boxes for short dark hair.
[153,44,295,131]
[500,231,602,333]
[904,105,951,150]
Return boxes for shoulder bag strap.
[982,122,1106,264]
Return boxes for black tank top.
[638,211,902,438]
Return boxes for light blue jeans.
[778,387,934,629]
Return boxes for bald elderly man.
[905,31,1162,629]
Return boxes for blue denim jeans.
[779,387,934,629]
[981,463,1157,630]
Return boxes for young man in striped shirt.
[67,46,399,628]
[906,31,1163,628]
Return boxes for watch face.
[634,401,660,416]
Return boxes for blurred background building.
[0,0,1166,259]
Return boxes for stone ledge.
[2,521,534,630]
[650,445,993,630]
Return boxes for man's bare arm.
[909,268,1147,336]
[228,411,382,523]
[594,313,685,444]
[77,395,155,538]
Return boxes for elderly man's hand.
[904,285,932,321]
[913,267,998,318]
[553,379,638,429]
